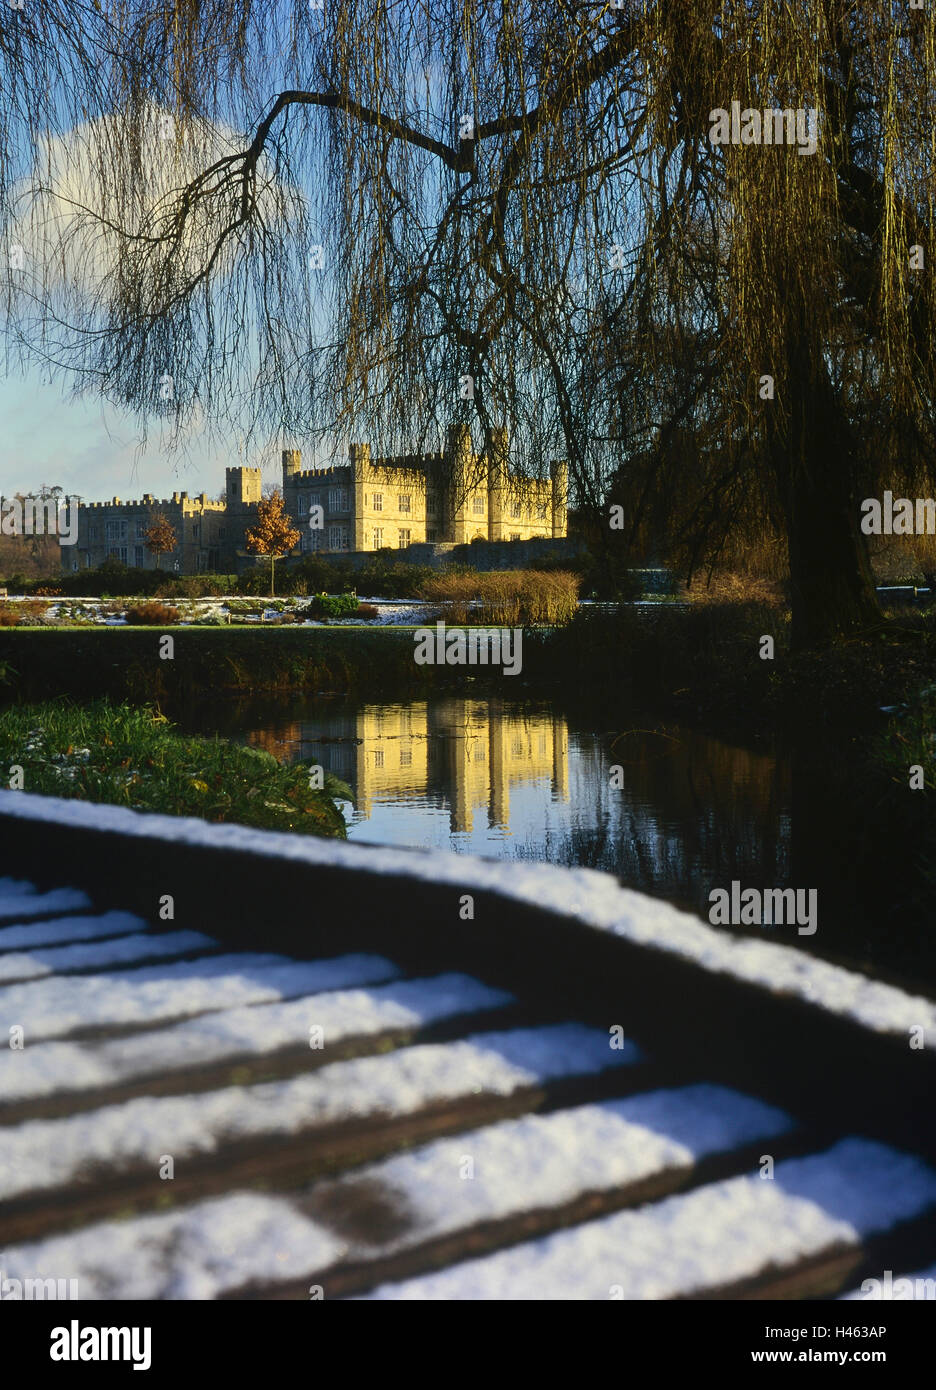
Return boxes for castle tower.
[487,426,509,541]
[550,460,568,538]
[445,424,473,544]
[225,466,262,509]
[282,449,302,490]
[349,443,371,551]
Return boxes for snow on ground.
[0,909,145,951]
[0,973,513,1102]
[359,1139,936,1300]
[0,1024,639,1201]
[0,951,401,1042]
[0,1083,788,1299]
[2,791,933,1039]
[0,929,216,983]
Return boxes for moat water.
[176,690,932,989]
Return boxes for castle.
[63,426,568,574]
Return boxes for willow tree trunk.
[774,340,881,651]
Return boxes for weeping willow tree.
[600,1,936,645]
[0,1,933,644]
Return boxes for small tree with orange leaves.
[143,512,177,570]
[244,491,300,597]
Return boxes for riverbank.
[0,701,347,837]
[1,604,933,730]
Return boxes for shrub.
[125,601,181,625]
[0,607,20,627]
[306,591,360,621]
[34,585,63,597]
[356,603,379,620]
[418,570,580,625]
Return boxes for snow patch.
[0,972,513,1102]
[0,909,146,952]
[0,1193,342,1300]
[0,1024,639,1201]
[0,951,401,1042]
[0,930,216,983]
[360,1139,936,1300]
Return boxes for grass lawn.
[0,700,348,837]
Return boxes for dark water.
[174,691,930,989]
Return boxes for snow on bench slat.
[0,952,401,1042]
[0,930,217,984]
[359,1139,936,1300]
[0,973,513,1103]
[0,882,91,922]
[294,1084,792,1275]
[0,1084,788,1299]
[0,910,147,953]
[0,1194,342,1301]
[0,1024,640,1202]
[3,791,933,1038]
[840,1262,936,1300]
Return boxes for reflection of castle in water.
[250,699,569,834]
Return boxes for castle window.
[399,748,412,767]
[106,519,127,542]
[398,495,411,513]
[510,532,521,541]
[510,502,521,519]
[90,527,98,542]
[108,546,128,564]
[329,488,349,511]
[309,493,320,508]
[373,493,383,511]
[373,749,385,768]
[537,503,548,520]
[398,529,411,547]
[328,525,350,551]
[298,495,308,513]
[134,546,145,568]
[373,528,384,549]
[426,493,438,516]
[192,523,200,539]
[135,520,147,539]
[426,529,436,543]
[472,495,485,515]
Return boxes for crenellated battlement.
[284,465,352,484]
[64,426,565,578]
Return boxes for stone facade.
[63,427,567,574]
[284,425,567,558]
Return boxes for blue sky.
[0,369,306,502]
